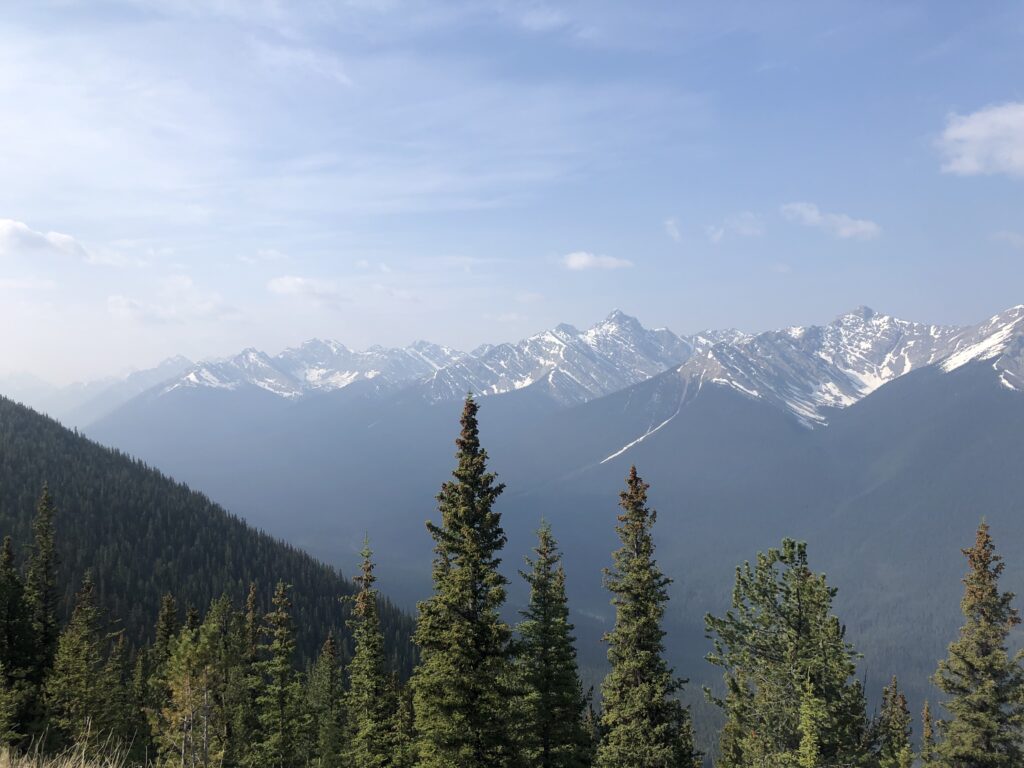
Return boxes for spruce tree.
[0,663,20,746]
[920,700,937,768]
[932,520,1024,767]
[412,394,519,768]
[24,486,59,689]
[390,679,417,768]
[344,540,396,768]
[796,678,826,768]
[705,538,869,767]
[145,593,180,759]
[876,676,912,768]
[101,632,140,750]
[153,593,180,669]
[595,467,699,768]
[44,571,108,752]
[254,581,306,768]
[306,632,343,768]
[0,536,31,737]
[516,522,590,768]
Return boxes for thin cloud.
[562,251,633,270]
[706,211,765,244]
[267,275,345,308]
[780,202,880,240]
[664,217,682,243]
[108,275,233,325]
[237,248,288,265]
[0,218,144,266]
[0,219,89,260]
[938,102,1024,177]
[993,231,1024,250]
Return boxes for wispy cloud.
[252,40,353,87]
[237,248,288,265]
[267,275,344,308]
[780,203,880,240]
[937,102,1024,177]
[664,217,682,243]
[706,211,764,244]
[562,251,633,270]
[108,275,233,325]
[993,231,1024,250]
[0,219,89,260]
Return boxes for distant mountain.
[89,304,1024,426]
[0,395,415,668]
[156,309,696,406]
[82,302,1024,723]
[1,356,195,428]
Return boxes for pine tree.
[44,571,108,752]
[876,676,912,768]
[595,467,699,768]
[232,583,262,768]
[306,632,343,768]
[254,581,306,768]
[145,593,180,760]
[0,663,21,747]
[101,632,142,750]
[155,618,207,767]
[516,522,590,768]
[344,540,397,768]
[705,538,869,768]
[933,520,1024,767]
[153,593,180,669]
[24,486,59,703]
[920,700,937,768]
[390,679,417,768]
[0,536,31,738]
[412,394,519,768]
[796,678,826,768]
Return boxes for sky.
[1,0,1023,384]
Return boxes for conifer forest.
[0,395,1020,768]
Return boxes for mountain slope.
[0,395,415,669]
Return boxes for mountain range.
[4,302,1024,718]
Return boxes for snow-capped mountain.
[87,303,1024,425]
[940,305,1024,391]
[161,310,697,405]
[419,309,695,404]
[648,305,1023,426]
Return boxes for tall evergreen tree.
[0,536,31,737]
[390,678,416,768]
[797,678,826,768]
[44,571,109,752]
[932,520,1024,768]
[412,394,519,768]
[153,593,180,669]
[876,676,912,768]
[920,700,937,768]
[344,540,397,768]
[0,662,21,746]
[595,467,698,768]
[705,538,869,768]
[516,522,590,768]
[306,632,343,768]
[102,631,145,754]
[254,581,307,768]
[24,487,59,689]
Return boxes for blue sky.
[1,1,1023,383]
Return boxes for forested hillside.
[0,395,415,670]
[1,394,1019,768]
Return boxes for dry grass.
[0,747,131,768]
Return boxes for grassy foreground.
[0,749,130,768]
